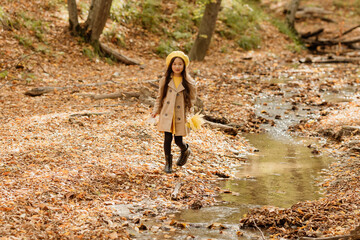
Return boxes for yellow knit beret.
[166,51,190,68]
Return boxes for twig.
[252,218,266,240]
[301,28,324,39]
[37,62,51,75]
[69,112,111,118]
[221,154,247,160]
[0,80,11,89]
[0,53,36,74]
[333,24,360,39]
[93,103,125,108]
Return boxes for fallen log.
[99,43,140,65]
[204,120,238,136]
[299,55,360,64]
[319,17,335,23]
[92,92,140,100]
[296,6,332,18]
[69,112,110,118]
[204,120,234,130]
[305,36,360,50]
[25,86,65,96]
[25,81,114,96]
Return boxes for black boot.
[164,155,173,173]
[177,144,191,166]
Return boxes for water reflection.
[176,133,333,228]
[221,133,332,209]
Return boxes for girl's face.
[172,58,185,75]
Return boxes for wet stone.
[110,204,131,218]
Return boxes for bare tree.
[68,0,112,43]
[67,0,138,65]
[68,0,80,33]
[286,0,300,34]
[189,0,222,61]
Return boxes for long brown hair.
[160,57,191,111]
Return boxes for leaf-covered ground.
[1,0,360,239]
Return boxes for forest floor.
[1,0,360,239]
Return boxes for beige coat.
[153,75,197,136]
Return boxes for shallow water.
[170,78,337,239]
[223,133,330,210]
[172,132,333,239]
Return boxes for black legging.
[164,132,187,156]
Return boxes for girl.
[152,51,197,173]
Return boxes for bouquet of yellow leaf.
[186,112,205,130]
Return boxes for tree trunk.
[286,0,300,33]
[88,0,113,43]
[84,0,96,30]
[66,0,139,65]
[189,0,222,61]
[67,0,112,43]
[67,0,79,33]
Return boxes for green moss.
[333,0,348,8]
[155,40,177,57]
[237,33,261,50]
[111,0,140,23]
[14,34,33,49]
[270,18,303,51]
[82,47,96,59]
[0,6,20,30]
[0,6,6,21]
[137,0,164,33]
[18,12,48,42]
[21,72,37,83]
[36,44,52,54]
[0,70,8,79]
[105,57,115,65]
[355,0,360,14]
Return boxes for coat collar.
[168,78,185,92]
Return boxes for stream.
[167,89,335,239]
[169,68,358,239]
[119,66,359,239]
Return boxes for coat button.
[167,101,170,104]
[178,118,181,120]
[170,90,172,92]
[177,106,180,109]
[165,113,168,116]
